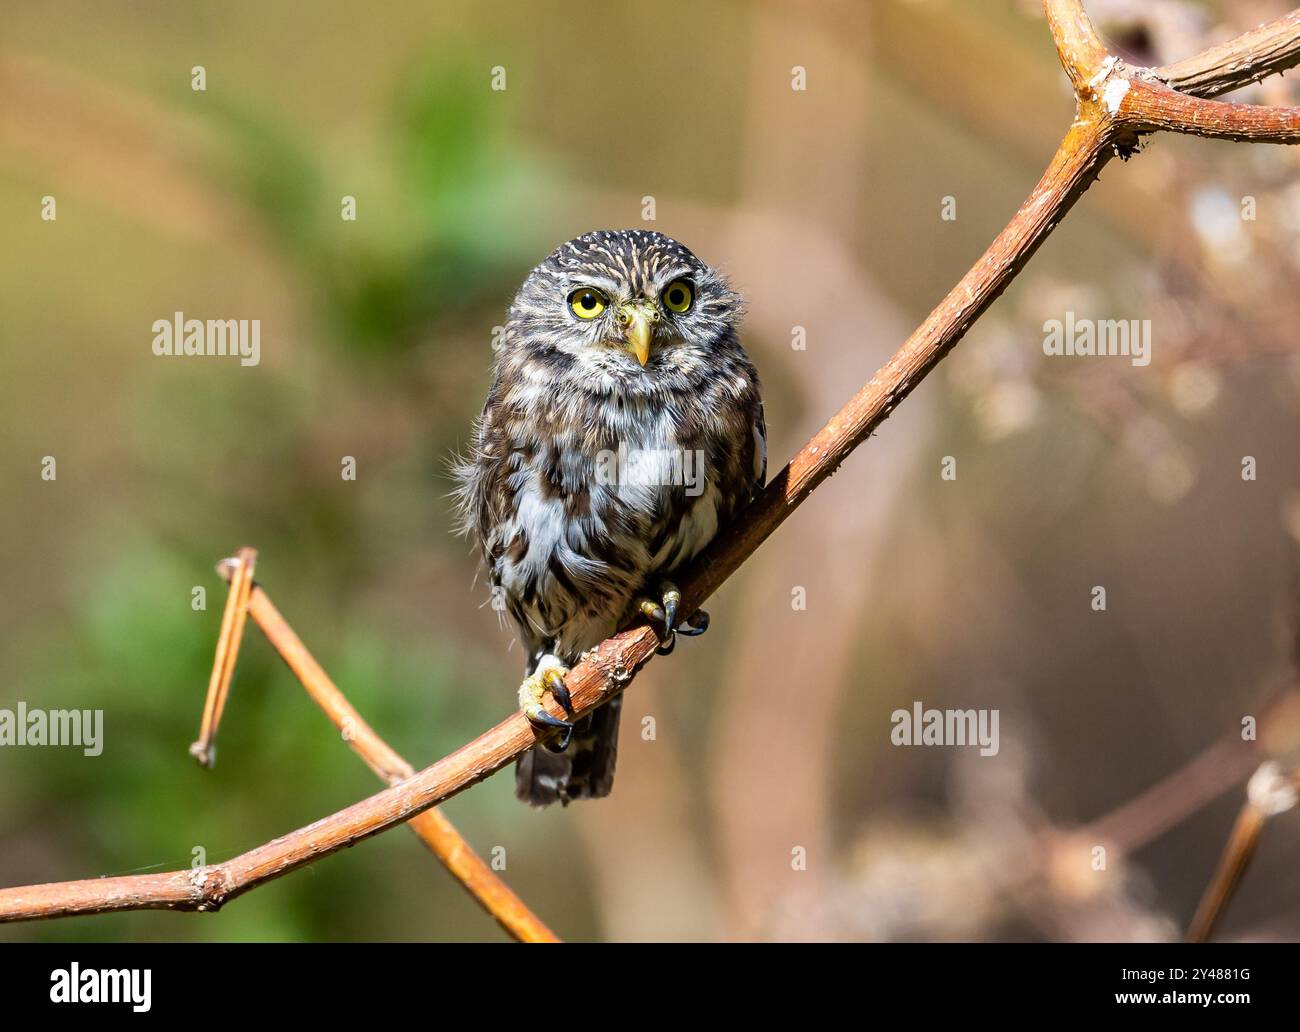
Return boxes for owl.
[455,229,765,806]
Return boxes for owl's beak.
[615,303,653,367]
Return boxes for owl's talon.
[526,707,575,751]
[656,633,676,656]
[519,663,574,749]
[639,599,667,625]
[548,676,575,717]
[661,586,680,641]
[639,581,684,646]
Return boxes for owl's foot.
[519,661,574,752]
[637,582,709,656]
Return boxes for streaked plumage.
[455,229,765,805]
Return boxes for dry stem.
[212,557,559,942]
[189,546,256,767]
[1187,763,1300,942]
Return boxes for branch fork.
[1046,0,1300,153]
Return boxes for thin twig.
[1044,0,1110,92]
[189,546,256,767]
[212,558,560,943]
[1147,10,1300,99]
[1123,78,1300,144]
[1186,571,1300,942]
[1187,763,1300,943]
[4,1,1300,925]
[1081,735,1258,856]
[1078,684,1300,857]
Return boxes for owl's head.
[505,230,742,383]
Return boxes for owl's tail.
[515,695,622,806]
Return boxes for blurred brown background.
[1,0,1299,942]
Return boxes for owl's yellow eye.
[568,287,608,320]
[661,278,694,314]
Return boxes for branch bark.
[189,545,256,767]
[1044,0,1110,92]
[1187,762,1300,943]
[1147,9,1300,99]
[1122,78,1300,145]
[3,0,1300,929]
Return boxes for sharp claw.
[641,585,684,653]
[527,708,574,751]
[549,677,574,717]
[528,709,572,731]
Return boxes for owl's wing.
[455,378,561,662]
[750,398,767,495]
[453,376,511,570]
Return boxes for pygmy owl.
[455,229,765,806]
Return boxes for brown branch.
[1187,763,1300,943]
[212,558,560,943]
[679,122,1116,616]
[1186,572,1300,942]
[1079,683,1300,858]
[189,545,255,767]
[1122,78,1300,145]
[1148,10,1300,100]
[0,699,547,918]
[1080,735,1258,857]
[1044,0,1110,93]
[4,1,1300,928]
